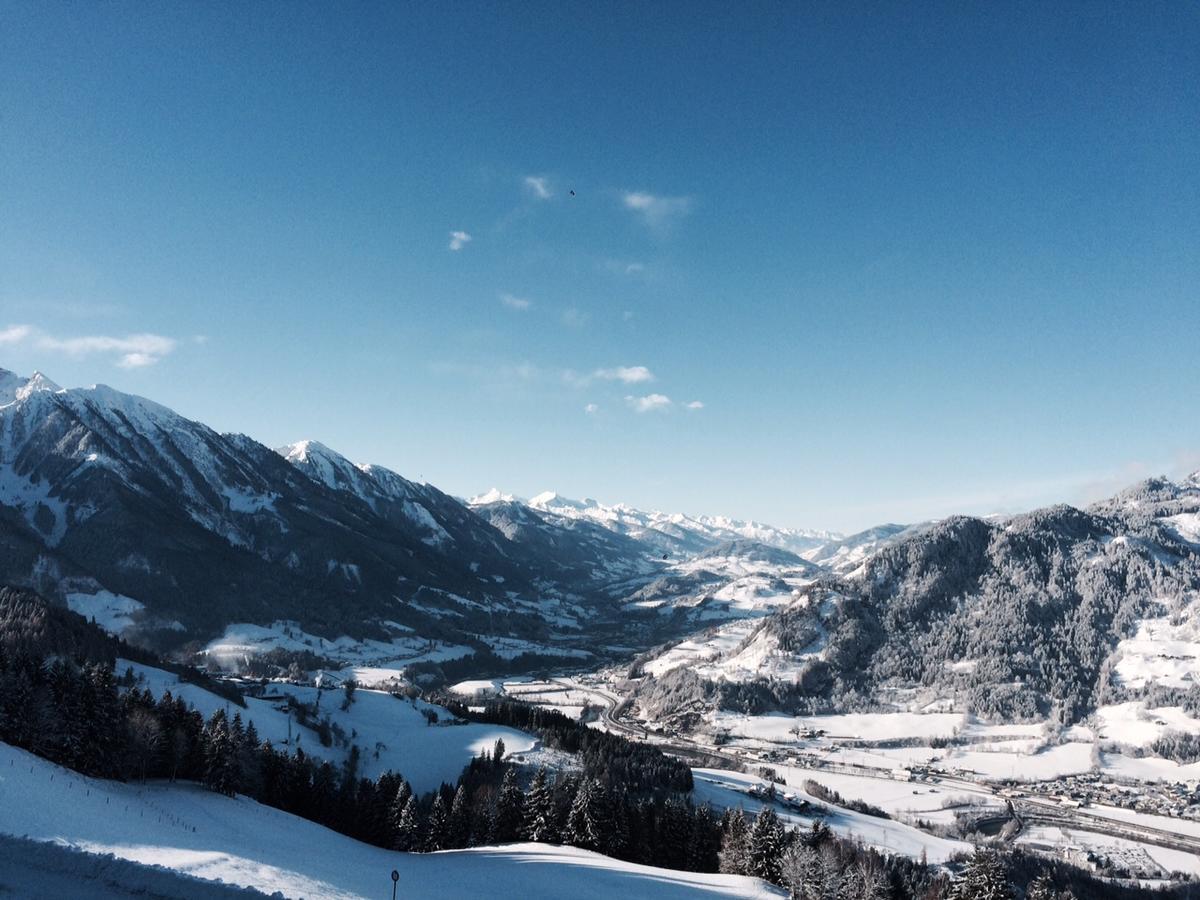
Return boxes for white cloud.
[0,324,33,344]
[449,230,472,251]
[37,332,177,367]
[685,400,704,410]
[622,191,692,229]
[524,176,552,200]
[625,393,672,413]
[595,366,654,384]
[500,293,532,311]
[1,324,178,368]
[584,403,599,415]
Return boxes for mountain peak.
[529,491,596,511]
[17,371,62,400]
[470,487,517,505]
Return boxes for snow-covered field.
[124,660,535,791]
[1110,600,1200,691]
[203,620,473,679]
[691,768,971,863]
[0,742,781,899]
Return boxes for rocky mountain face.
[638,481,1200,724]
[0,370,600,650]
[0,368,846,662]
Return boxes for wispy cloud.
[625,393,672,413]
[564,365,656,388]
[622,191,692,230]
[449,230,472,251]
[0,324,178,368]
[500,293,532,311]
[0,325,33,345]
[584,403,599,415]
[560,307,589,329]
[524,175,552,200]
[595,366,654,384]
[685,400,704,410]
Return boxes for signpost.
[391,869,399,900]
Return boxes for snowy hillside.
[623,540,821,624]
[634,481,1200,732]
[121,658,536,791]
[0,741,781,899]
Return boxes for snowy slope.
[0,742,782,899]
[121,659,535,791]
[0,367,614,652]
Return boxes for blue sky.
[1,2,1197,532]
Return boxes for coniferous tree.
[426,791,450,852]
[394,793,421,852]
[565,778,610,853]
[203,709,239,796]
[950,850,1014,900]
[687,804,721,873]
[492,768,525,843]
[719,807,751,875]
[1026,873,1057,900]
[524,768,557,842]
[748,807,785,884]
[389,780,413,835]
[447,784,472,849]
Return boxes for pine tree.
[1026,873,1057,900]
[447,784,472,849]
[719,807,750,875]
[780,842,824,900]
[660,798,692,870]
[748,807,785,884]
[426,792,450,852]
[203,709,240,796]
[493,768,525,843]
[687,804,720,873]
[394,793,421,852]
[389,780,413,834]
[524,768,557,842]
[564,778,609,853]
[950,850,1014,900]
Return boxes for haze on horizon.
[1,2,1197,532]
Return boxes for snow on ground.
[1101,751,1200,783]
[1111,602,1200,691]
[0,833,273,899]
[931,742,1095,782]
[203,620,472,676]
[1096,702,1200,748]
[450,678,505,697]
[692,768,971,863]
[711,711,965,743]
[66,589,147,635]
[0,742,781,900]
[643,620,759,678]
[1017,824,1200,880]
[122,660,535,792]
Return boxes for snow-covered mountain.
[0,366,865,666]
[636,474,1200,727]
[0,368,603,651]
[489,490,838,557]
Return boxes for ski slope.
[0,742,782,899]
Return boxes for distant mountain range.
[5,365,1195,725]
[0,367,861,660]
